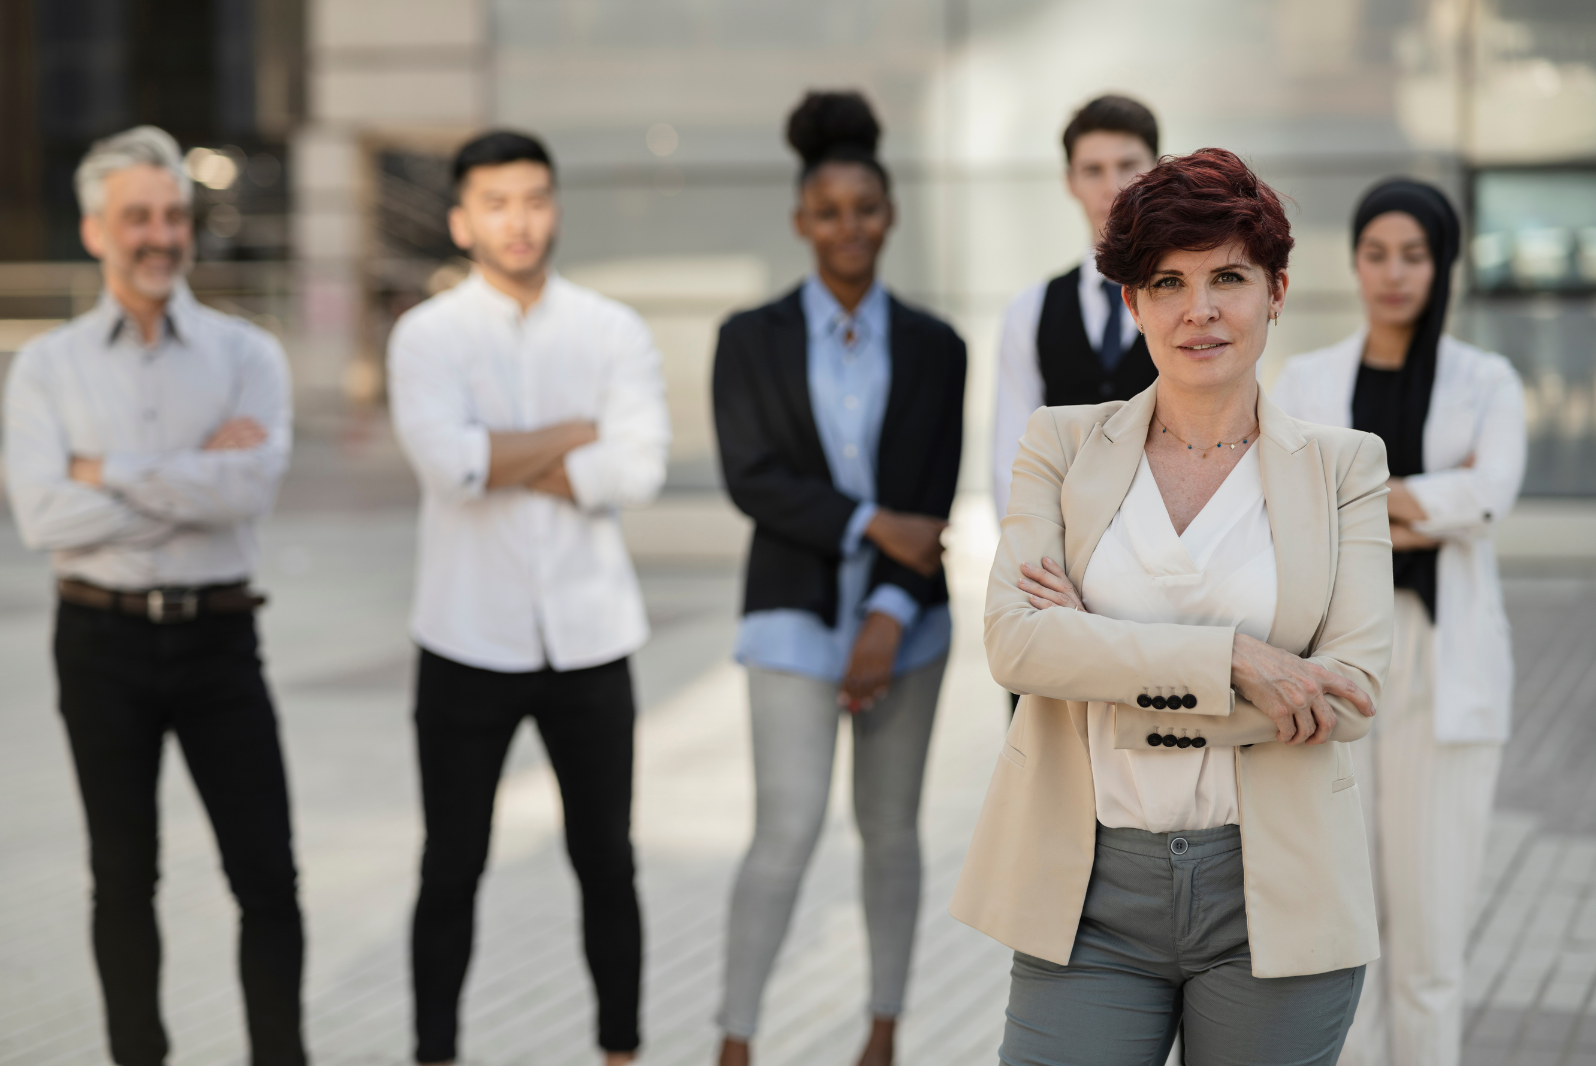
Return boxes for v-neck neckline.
[1122,444,1261,580]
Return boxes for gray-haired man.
[3,126,305,1064]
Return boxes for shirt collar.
[465,267,561,322]
[97,279,194,346]
[1081,247,1104,287]
[801,275,888,347]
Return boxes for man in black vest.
[991,95,1160,516]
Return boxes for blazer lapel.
[767,288,830,479]
[1258,390,1332,654]
[1061,381,1157,587]
[880,296,921,471]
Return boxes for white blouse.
[1080,445,1277,833]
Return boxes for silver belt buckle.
[147,588,199,624]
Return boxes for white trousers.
[1338,589,1503,1065]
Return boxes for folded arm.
[3,349,179,550]
[984,410,1238,712]
[559,310,670,511]
[94,334,292,526]
[1401,363,1526,541]
[987,412,1390,745]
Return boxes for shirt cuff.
[562,438,607,510]
[842,500,877,557]
[460,424,490,498]
[864,583,920,630]
[99,452,151,493]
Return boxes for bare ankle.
[718,1035,751,1066]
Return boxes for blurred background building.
[1,0,1595,495]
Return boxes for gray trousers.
[1000,824,1365,1066]
[716,658,946,1039]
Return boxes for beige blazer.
[950,381,1392,979]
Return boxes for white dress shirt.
[1271,331,1524,743]
[387,271,670,673]
[3,283,291,589]
[992,251,1141,517]
[1080,445,1276,833]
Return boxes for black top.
[712,286,967,626]
[1035,267,1158,407]
[1353,362,1437,619]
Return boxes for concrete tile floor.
[1,419,1593,1064]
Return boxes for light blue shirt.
[734,277,952,682]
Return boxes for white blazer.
[1270,331,1525,743]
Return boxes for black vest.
[1035,267,1158,406]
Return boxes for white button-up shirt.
[387,271,670,673]
[3,283,291,589]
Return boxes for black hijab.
[1349,178,1461,621]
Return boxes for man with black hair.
[386,130,669,1065]
[991,95,1161,517]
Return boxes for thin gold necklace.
[1156,413,1259,459]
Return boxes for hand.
[204,417,268,451]
[529,460,575,500]
[1385,477,1428,525]
[1230,633,1374,745]
[1390,522,1441,552]
[865,510,947,577]
[68,456,103,487]
[839,610,903,713]
[1018,555,1086,612]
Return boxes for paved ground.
[1,415,1594,1065]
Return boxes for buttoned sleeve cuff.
[864,583,919,630]
[99,452,152,494]
[459,424,491,498]
[1404,469,1493,536]
[842,500,877,557]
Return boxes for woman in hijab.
[1271,179,1526,1065]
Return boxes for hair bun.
[786,91,881,166]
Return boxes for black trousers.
[410,649,642,1062]
[53,600,306,1065]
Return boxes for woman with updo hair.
[951,148,1390,1064]
[711,91,966,1064]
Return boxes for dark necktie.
[1099,278,1124,372]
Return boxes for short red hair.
[1096,147,1293,289]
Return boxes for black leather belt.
[58,579,266,623]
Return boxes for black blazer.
[712,286,966,626]
[1036,267,1158,406]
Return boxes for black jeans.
[53,600,306,1065]
[411,649,643,1062]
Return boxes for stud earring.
[1136,323,1145,335]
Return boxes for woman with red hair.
[951,149,1392,1064]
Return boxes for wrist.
[862,508,887,542]
[864,608,903,635]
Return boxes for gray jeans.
[716,658,947,1039]
[1000,824,1365,1065]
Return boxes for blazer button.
[1182,694,1197,709]
[1191,736,1207,748]
[1166,697,1182,710]
[1137,694,1153,708]
[1152,696,1167,709]
[1176,736,1192,748]
[1146,733,1162,747]
[1161,734,1178,747]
